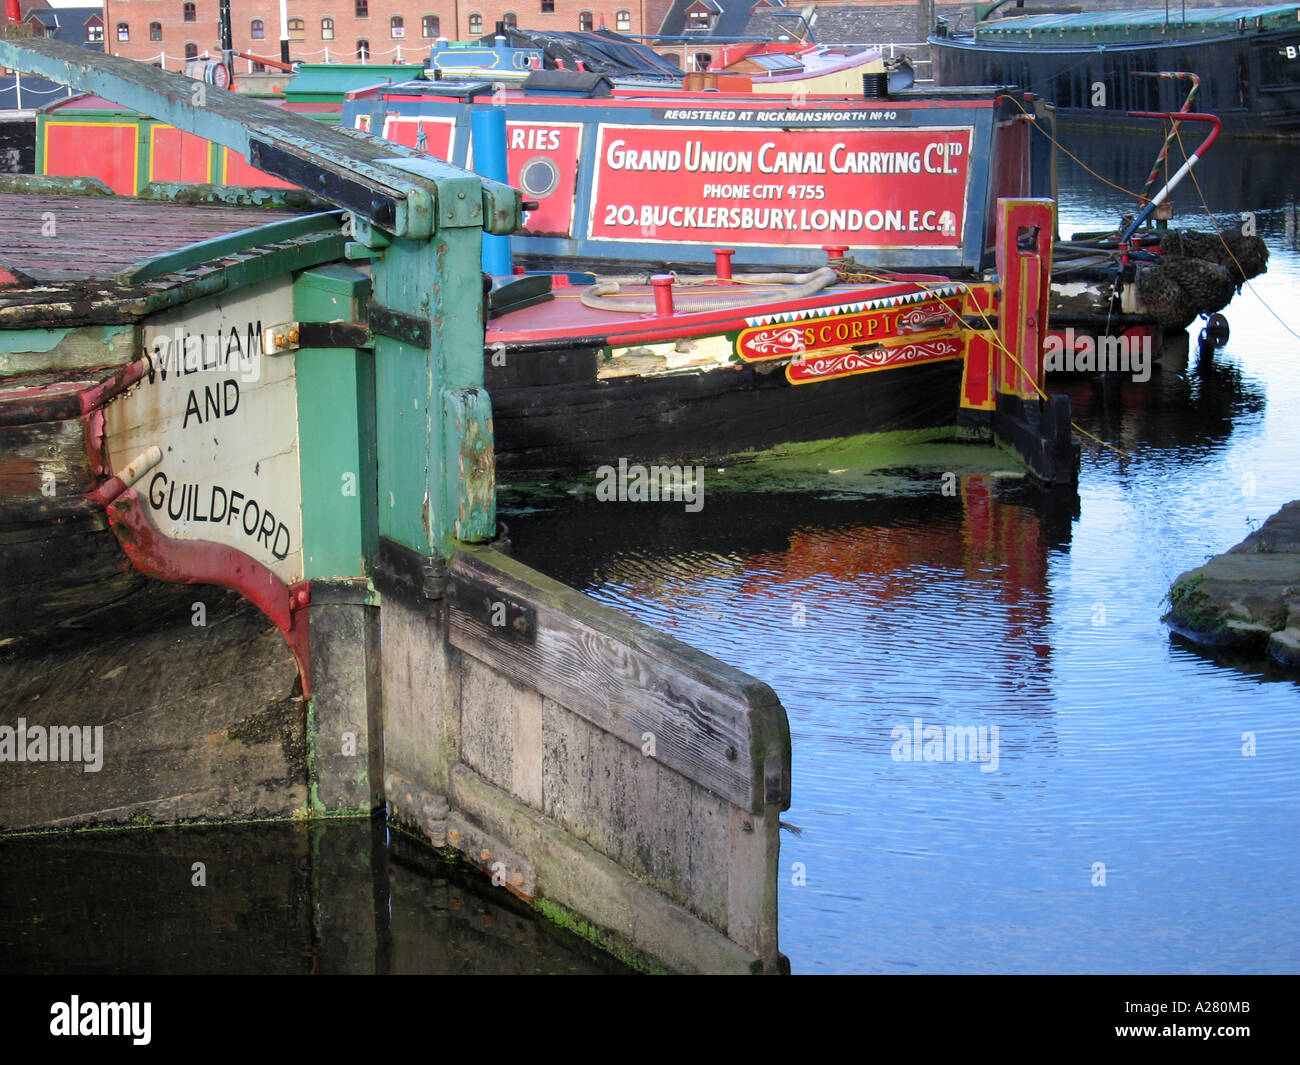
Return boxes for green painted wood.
[118,211,344,284]
[2,34,517,559]
[294,264,378,579]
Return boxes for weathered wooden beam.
[0,36,520,241]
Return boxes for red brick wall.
[99,1,681,71]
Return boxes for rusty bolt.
[288,328,299,344]
[448,828,459,844]
[511,872,523,886]
[480,848,491,862]
[273,333,286,348]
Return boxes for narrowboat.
[929,1,1300,138]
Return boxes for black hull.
[486,344,967,472]
[928,29,1300,138]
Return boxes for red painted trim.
[0,357,149,428]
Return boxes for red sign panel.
[589,124,972,250]
[504,122,581,238]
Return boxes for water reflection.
[0,820,622,974]
[501,129,1300,973]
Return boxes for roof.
[659,0,772,38]
[977,4,1300,37]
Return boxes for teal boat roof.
[977,4,1300,37]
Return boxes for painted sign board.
[104,277,303,585]
[589,125,971,249]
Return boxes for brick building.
[98,1,677,70]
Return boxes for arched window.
[116,22,129,42]
[503,12,517,28]
[321,18,335,40]
[468,13,483,35]
[250,19,265,40]
[422,15,439,38]
[183,3,196,23]
[578,11,593,31]
[184,42,198,59]
[391,16,404,38]
[288,17,305,41]
[616,9,631,31]
[356,39,370,61]
[149,22,162,41]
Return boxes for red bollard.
[651,274,675,315]
[713,248,735,281]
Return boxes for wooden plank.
[447,545,790,812]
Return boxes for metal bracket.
[372,536,448,616]
[447,572,536,643]
[367,300,432,349]
[263,320,374,354]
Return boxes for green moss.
[533,897,669,975]
[1164,573,1223,633]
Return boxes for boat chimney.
[651,275,676,315]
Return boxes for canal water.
[499,130,1300,973]
[2,131,1294,977]
[0,820,624,974]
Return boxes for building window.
[503,12,517,28]
[149,21,162,41]
[251,19,265,40]
[356,0,368,17]
[289,17,305,41]
[185,42,198,59]
[183,3,196,23]
[116,22,130,42]
[578,11,593,30]
[688,10,711,31]
[87,22,104,43]
[422,15,439,37]
[391,16,404,38]
[321,17,335,40]
[541,0,554,11]
[468,13,483,34]
[356,39,370,61]
[616,9,631,31]
[252,61,266,73]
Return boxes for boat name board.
[103,277,304,585]
[736,293,965,362]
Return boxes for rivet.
[458,191,466,199]
[274,333,286,346]
[480,848,491,862]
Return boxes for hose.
[579,267,840,313]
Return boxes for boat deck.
[0,193,297,283]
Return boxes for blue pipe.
[471,107,512,277]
